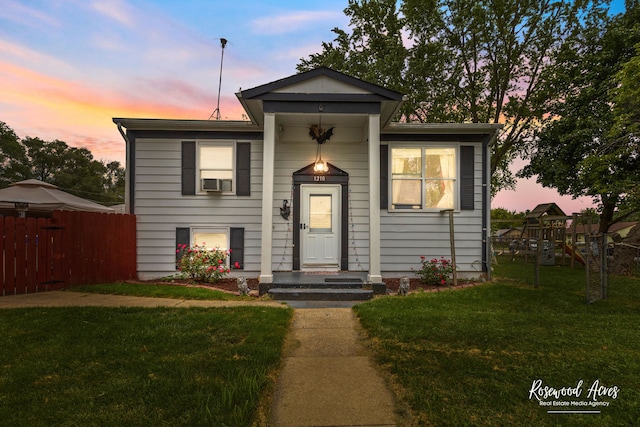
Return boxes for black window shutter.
[176,227,190,263]
[230,227,245,269]
[380,145,388,209]
[182,141,196,195]
[236,142,251,196]
[460,146,475,210]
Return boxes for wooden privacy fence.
[1,211,136,295]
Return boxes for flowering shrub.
[176,243,230,283]
[414,256,454,286]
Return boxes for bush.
[176,244,230,283]
[414,256,454,285]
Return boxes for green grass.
[355,260,640,426]
[70,282,246,301]
[0,306,293,426]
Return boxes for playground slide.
[563,243,586,265]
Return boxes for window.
[192,229,228,250]
[192,228,229,265]
[182,141,250,196]
[176,227,244,269]
[390,146,457,210]
[198,142,234,193]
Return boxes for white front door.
[301,184,341,268]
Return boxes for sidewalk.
[270,308,398,426]
[0,290,285,309]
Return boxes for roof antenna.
[209,38,228,120]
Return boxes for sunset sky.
[1,0,627,214]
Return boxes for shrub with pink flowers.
[176,243,230,283]
[414,256,454,286]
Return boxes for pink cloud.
[1,59,249,163]
[252,10,343,35]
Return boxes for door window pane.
[309,194,332,232]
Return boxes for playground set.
[493,203,608,302]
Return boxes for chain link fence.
[584,234,609,303]
[491,231,613,304]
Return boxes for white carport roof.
[0,179,114,213]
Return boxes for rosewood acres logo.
[528,379,620,414]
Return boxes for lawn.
[354,260,640,426]
[0,305,293,426]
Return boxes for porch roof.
[236,67,405,128]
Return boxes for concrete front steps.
[261,278,377,302]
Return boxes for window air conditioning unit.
[202,178,222,192]
[201,178,232,192]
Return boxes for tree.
[612,43,640,134]
[298,0,609,193]
[491,207,526,232]
[0,122,125,206]
[519,2,640,233]
[0,121,29,187]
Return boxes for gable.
[237,67,404,127]
[272,75,375,96]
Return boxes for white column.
[259,112,276,283]
[368,114,382,283]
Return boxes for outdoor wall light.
[309,119,334,174]
[313,149,329,173]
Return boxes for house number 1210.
[313,176,326,182]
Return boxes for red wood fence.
[1,211,136,295]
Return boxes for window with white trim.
[198,142,234,193]
[390,146,457,210]
[192,228,229,265]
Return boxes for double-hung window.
[198,142,234,193]
[192,228,228,252]
[390,146,457,210]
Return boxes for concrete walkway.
[0,290,286,309]
[1,291,399,426]
[271,308,398,427]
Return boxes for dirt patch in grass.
[136,277,260,295]
[382,277,481,293]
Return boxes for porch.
[260,271,385,304]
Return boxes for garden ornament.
[237,276,250,296]
[398,276,410,296]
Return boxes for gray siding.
[380,142,485,276]
[133,136,486,279]
[134,138,263,279]
[272,132,371,272]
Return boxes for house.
[113,67,501,283]
[493,227,523,242]
[569,221,639,244]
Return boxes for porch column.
[259,112,276,283]
[368,114,383,283]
